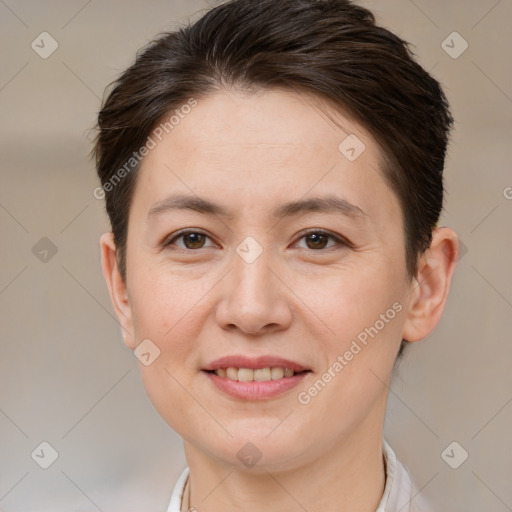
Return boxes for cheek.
[295,274,404,441]
[305,262,405,347]
[130,260,192,323]
[128,267,205,364]
[128,270,205,436]
[298,262,406,413]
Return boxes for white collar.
[167,441,431,512]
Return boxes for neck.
[182,405,387,512]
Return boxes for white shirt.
[166,440,432,512]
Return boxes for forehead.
[156,87,377,163]
[131,87,400,228]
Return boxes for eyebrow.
[147,193,367,220]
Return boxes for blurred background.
[1,0,511,510]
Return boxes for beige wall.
[1,1,511,510]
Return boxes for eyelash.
[162,229,353,252]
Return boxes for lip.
[203,355,310,372]
[203,370,310,400]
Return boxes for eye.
[163,230,216,250]
[294,229,351,251]
[163,229,352,252]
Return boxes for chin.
[207,426,311,473]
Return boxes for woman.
[92,1,459,510]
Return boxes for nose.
[215,248,293,336]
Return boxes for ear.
[100,232,136,350]
[402,227,459,343]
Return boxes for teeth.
[226,367,238,380]
[214,367,297,381]
[238,368,254,382]
[254,368,271,381]
[271,367,284,380]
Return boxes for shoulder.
[379,440,435,512]
[167,466,189,512]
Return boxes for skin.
[100,87,459,512]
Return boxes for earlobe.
[99,232,136,350]
[402,227,459,343]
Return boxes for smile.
[211,367,297,381]
[202,355,312,400]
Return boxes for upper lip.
[203,355,310,372]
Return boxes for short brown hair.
[92,0,453,300]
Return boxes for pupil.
[185,233,204,249]
[307,233,327,249]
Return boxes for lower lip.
[203,370,310,400]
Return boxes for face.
[109,88,418,471]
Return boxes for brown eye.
[296,230,348,251]
[164,230,215,250]
[304,232,330,250]
[181,232,207,249]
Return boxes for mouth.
[202,355,312,400]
